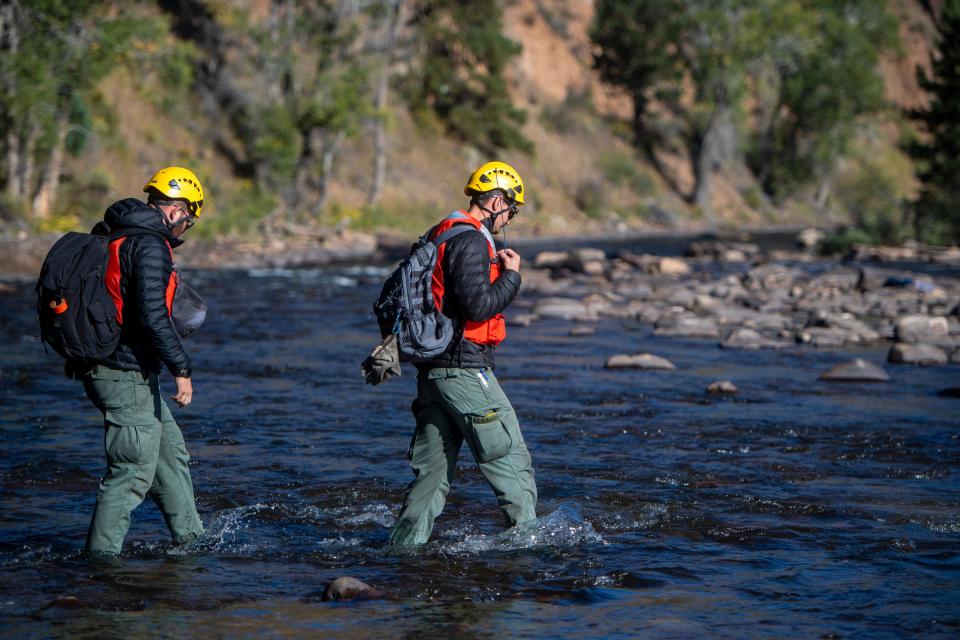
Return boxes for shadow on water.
[1,262,959,638]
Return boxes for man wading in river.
[389,161,538,545]
[76,167,205,557]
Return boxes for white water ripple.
[440,503,604,555]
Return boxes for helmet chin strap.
[480,207,511,251]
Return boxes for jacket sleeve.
[444,232,521,322]
[128,236,191,376]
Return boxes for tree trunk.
[314,130,345,216]
[19,123,38,200]
[692,100,734,222]
[368,0,408,205]
[368,72,389,206]
[32,108,69,219]
[5,130,20,199]
[2,1,21,199]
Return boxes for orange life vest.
[105,236,178,325]
[429,214,507,347]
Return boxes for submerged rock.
[819,359,890,382]
[323,576,381,601]
[888,343,948,366]
[706,380,739,394]
[605,353,676,370]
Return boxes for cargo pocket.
[468,410,513,463]
[105,425,144,465]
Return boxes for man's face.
[489,195,519,233]
[159,202,194,237]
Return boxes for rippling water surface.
[1,263,958,638]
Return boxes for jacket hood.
[103,198,183,247]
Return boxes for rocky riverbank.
[513,238,960,370]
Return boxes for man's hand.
[498,248,521,273]
[171,376,193,407]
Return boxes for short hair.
[471,189,509,206]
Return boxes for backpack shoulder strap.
[431,222,478,248]
[107,228,168,241]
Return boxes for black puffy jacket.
[95,198,191,377]
[419,229,521,370]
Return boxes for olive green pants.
[82,366,203,555]
[389,367,538,546]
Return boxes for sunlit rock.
[706,380,738,394]
[720,328,786,350]
[888,342,948,366]
[819,359,890,382]
[323,576,381,601]
[895,315,949,344]
[654,315,720,338]
[605,353,676,370]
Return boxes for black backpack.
[35,228,163,363]
[373,222,476,363]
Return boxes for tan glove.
[361,334,402,385]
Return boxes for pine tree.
[911,0,960,244]
[401,0,530,154]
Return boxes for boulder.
[658,257,692,276]
[952,348,960,364]
[567,248,607,274]
[894,315,949,343]
[806,311,881,343]
[720,328,787,350]
[507,313,537,327]
[323,576,381,601]
[569,326,596,337]
[706,380,738,394]
[819,359,890,382]
[797,227,825,250]
[605,353,676,370]
[888,343,948,366]
[533,251,569,269]
[654,316,720,338]
[533,298,590,320]
[796,327,854,347]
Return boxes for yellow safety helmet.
[464,161,525,206]
[143,166,205,217]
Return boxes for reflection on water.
[1,265,958,638]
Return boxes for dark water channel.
[1,260,958,638]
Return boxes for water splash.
[440,503,604,555]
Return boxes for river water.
[1,261,958,638]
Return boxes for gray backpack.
[373,222,476,362]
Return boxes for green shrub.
[575,180,606,219]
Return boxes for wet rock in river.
[706,380,739,394]
[533,251,569,269]
[796,327,856,348]
[657,257,692,276]
[508,313,537,327]
[720,328,787,350]
[895,315,949,344]
[323,576,381,601]
[569,326,596,336]
[654,315,720,338]
[819,359,890,382]
[533,297,590,320]
[605,353,676,370]
[806,311,881,343]
[888,343,948,366]
[797,227,825,250]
